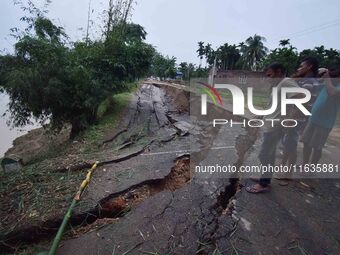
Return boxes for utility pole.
[208,56,217,87]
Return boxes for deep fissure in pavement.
[1,84,261,254]
[0,155,191,252]
[195,123,259,254]
[97,155,190,219]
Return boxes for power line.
[288,17,340,37]
[290,21,340,39]
[277,17,340,40]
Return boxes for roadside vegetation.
[0,84,136,253]
[2,1,338,142]
[0,0,158,140]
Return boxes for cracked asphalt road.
[56,83,245,254]
[55,82,340,255]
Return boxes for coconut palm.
[242,34,268,70]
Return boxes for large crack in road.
[53,83,259,255]
[1,83,259,254]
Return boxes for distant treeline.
[177,37,340,80]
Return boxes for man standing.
[280,57,319,168]
[246,63,300,193]
[302,68,340,165]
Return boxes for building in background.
[209,69,268,91]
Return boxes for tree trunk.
[70,118,82,140]
[69,107,97,140]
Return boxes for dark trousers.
[258,129,283,187]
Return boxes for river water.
[0,93,40,157]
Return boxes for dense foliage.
[195,37,340,76]
[0,2,154,138]
[2,1,340,137]
[261,40,340,75]
[149,53,177,79]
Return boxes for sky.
[1,0,340,66]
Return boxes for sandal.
[246,184,270,194]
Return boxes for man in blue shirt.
[302,68,340,164]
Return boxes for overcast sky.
[1,0,340,65]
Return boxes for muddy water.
[0,93,40,157]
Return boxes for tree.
[279,39,290,47]
[237,42,246,51]
[323,48,340,68]
[187,63,196,80]
[195,36,340,74]
[215,43,240,70]
[261,44,299,76]
[149,53,177,79]
[192,67,209,78]
[0,2,154,139]
[104,0,135,39]
[204,43,213,67]
[178,62,196,80]
[235,42,247,69]
[241,34,268,70]
[179,62,188,79]
[299,46,340,69]
[197,41,205,67]
[262,42,340,75]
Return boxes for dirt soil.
[4,126,70,165]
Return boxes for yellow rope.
[75,161,98,200]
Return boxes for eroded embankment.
[0,83,191,252]
[0,82,259,254]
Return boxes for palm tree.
[227,44,240,70]
[315,45,325,57]
[215,43,241,70]
[179,62,188,79]
[204,43,213,67]
[164,56,177,78]
[323,48,340,67]
[216,43,229,70]
[325,48,339,59]
[242,34,268,70]
[237,42,246,54]
[236,42,247,68]
[197,41,205,67]
[187,63,195,80]
[279,39,290,47]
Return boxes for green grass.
[81,90,134,152]
[0,158,84,233]
[25,82,137,164]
